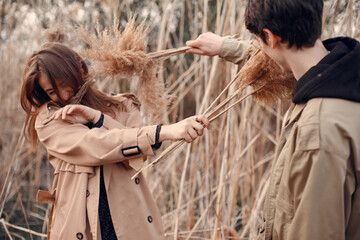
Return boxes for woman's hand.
[160,115,210,143]
[50,104,101,125]
[186,32,224,56]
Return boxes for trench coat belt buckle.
[37,190,55,204]
[122,146,141,157]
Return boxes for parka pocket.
[275,197,294,219]
[297,124,320,151]
[273,197,294,239]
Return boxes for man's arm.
[186,32,250,65]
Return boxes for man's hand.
[186,32,223,56]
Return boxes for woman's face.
[38,72,74,104]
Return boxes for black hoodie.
[292,37,360,104]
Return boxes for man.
[186,0,360,239]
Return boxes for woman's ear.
[263,28,281,49]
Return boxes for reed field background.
[0,0,359,239]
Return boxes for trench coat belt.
[37,190,55,204]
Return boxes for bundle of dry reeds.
[132,42,296,179]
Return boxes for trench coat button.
[86,190,90,197]
[147,216,153,223]
[76,232,84,239]
[135,177,140,184]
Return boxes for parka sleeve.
[35,105,157,167]
[219,38,250,65]
[284,123,353,240]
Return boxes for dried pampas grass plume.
[46,23,68,43]
[77,16,169,123]
[236,42,296,104]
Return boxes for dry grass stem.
[148,46,191,59]
[0,218,47,238]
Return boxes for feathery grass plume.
[235,42,297,105]
[46,23,68,43]
[78,16,169,123]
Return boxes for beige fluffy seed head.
[236,42,296,105]
[46,24,68,43]
[78,16,169,123]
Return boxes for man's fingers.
[186,40,201,48]
[185,47,206,55]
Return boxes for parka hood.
[292,37,360,104]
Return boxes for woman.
[20,42,209,240]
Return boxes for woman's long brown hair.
[20,42,124,150]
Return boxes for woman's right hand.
[50,104,101,125]
[160,115,210,143]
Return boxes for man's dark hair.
[245,0,324,48]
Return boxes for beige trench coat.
[35,94,165,240]
[220,39,360,239]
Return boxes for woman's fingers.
[196,115,210,129]
[62,105,71,120]
[191,121,204,136]
[182,115,210,142]
[183,134,193,143]
[51,109,63,120]
[50,105,69,120]
[187,128,198,141]
[50,104,86,122]
[67,105,76,114]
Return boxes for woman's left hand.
[50,104,101,125]
[159,115,210,143]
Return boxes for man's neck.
[285,39,329,80]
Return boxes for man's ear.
[263,28,281,49]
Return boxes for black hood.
[292,37,360,104]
